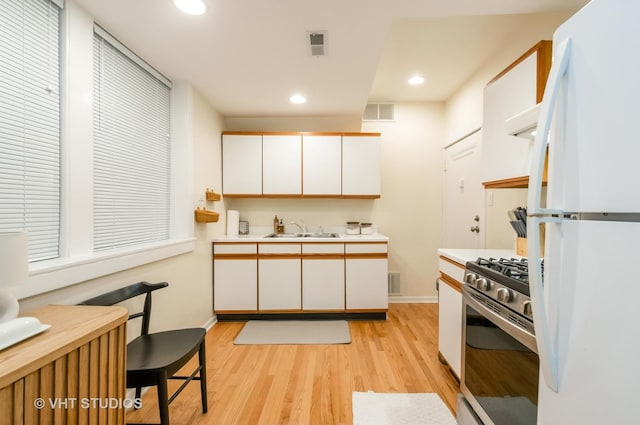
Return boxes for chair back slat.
[79,281,168,336]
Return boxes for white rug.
[352,392,456,425]
[233,320,351,345]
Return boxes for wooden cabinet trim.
[341,132,381,137]
[222,131,381,137]
[345,253,388,259]
[341,194,381,199]
[222,194,382,199]
[222,131,264,136]
[258,254,301,260]
[440,273,462,293]
[438,255,465,269]
[486,40,551,89]
[214,254,258,260]
[302,254,345,260]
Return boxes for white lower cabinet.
[213,243,258,311]
[437,256,465,378]
[345,243,388,310]
[213,240,389,314]
[258,243,301,310]
[302,243,345,310]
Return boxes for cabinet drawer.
[302,243,344,255]
[259,243,301,254]
[214,243,257,254]
[438,257,465,287]
[345,242,387,254]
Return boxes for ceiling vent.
[363,103,395,121]
[308,31,327,56]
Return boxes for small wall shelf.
[206,189,221,201]
[196,188,221,223]
[195,208,220,223]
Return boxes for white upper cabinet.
[342,134,381,197]
[481,41,551,188]
[263,134,302,195]
[222,131,381,197]
[302,134,342,196]
[222,134,262,196]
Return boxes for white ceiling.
[72,0,589,118]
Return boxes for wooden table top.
[0,304,128,388]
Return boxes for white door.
[443,130,484,248]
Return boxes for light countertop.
[437,248,521,266]
[213,233,389,243]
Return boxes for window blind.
[93,28,171,252]
[0,0,61,262]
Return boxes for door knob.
[470,226,480,233]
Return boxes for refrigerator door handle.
[527,37,572,394]
[527,37,572,217]
[527,215,559,392]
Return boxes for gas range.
[464,257,538,324]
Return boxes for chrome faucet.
[290,220,307,233]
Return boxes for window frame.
[11,2,195,300]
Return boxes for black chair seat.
[127,328,205,385]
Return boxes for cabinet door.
[263,134,302,195]
[302,135,342,196]
[258,243,301,310]
[345,243,388,310]
[342,135,381,197]
[302,243,344,310]
[213,243,257,311]
[222,134,262,195]
[481,53,538,184]
[438,279,462,378]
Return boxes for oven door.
[461,285,539,425]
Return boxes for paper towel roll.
[227,210,240,236]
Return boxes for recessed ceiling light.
[174,0,206,15]
[408,75,425,85]
[290,94,307,104]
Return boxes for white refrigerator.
[527,0,640,424]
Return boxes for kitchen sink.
[264,232,339,238]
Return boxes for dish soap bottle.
[273,215,279,233]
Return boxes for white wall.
[363,103,444,300]
[444,11,576,248]
[224,102,445,300]
[444,11,576,145]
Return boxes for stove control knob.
[523,301,533,318]
[475,278,491,291]
[497,288,513,303]
[464,273,477,284]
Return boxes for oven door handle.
[462,286,537,353]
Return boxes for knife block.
[515,226,545,257]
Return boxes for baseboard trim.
[388,295,437,303]
[203,315,217,331]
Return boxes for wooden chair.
[80,282,208,425]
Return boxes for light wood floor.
[127,303,460,425]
